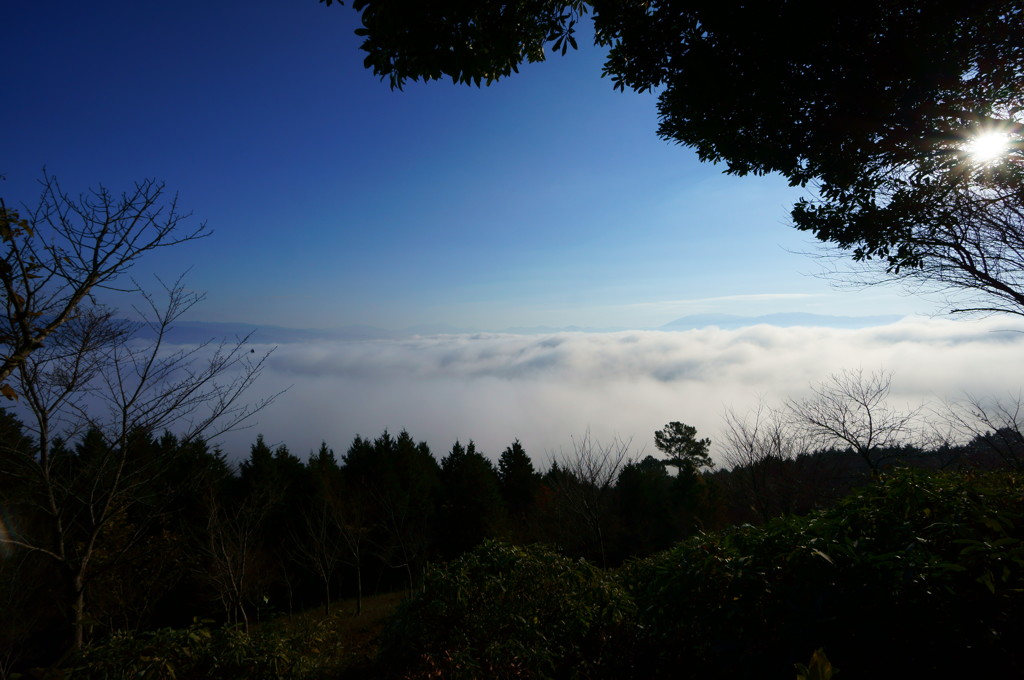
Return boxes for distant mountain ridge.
[148,313,905,344]
[133,322,399,344]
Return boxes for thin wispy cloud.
[622,292,822,310]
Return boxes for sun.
[964,130,1012,165]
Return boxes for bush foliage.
[624,468,1024,677]
[67,621,309,680]
[383,469,1023,678]
[377,541,634,679]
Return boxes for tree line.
[3,380,1020,673]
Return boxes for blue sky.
[3,0,927,333]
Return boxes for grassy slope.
[259,591,405,679]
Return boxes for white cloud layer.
[216,317,1024,466]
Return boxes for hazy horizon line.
[161,311,912,343]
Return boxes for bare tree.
[722,401,810,521]
[200,484,276,632]
[943,392,1024,470]
[15,307,130,482]
[547,431,633,566]
[83,278,275,443]
[0,173,208,396]
[787,368,921,471]
[334,491,370,615]
[289,476,371,617]
[291,489,348,617]
[316,465,372,616]
[0,278,276,650]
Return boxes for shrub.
[67,620,309,680]
[621,468,1024,678]
[377,540,634,679]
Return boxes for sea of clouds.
[215,316,1024,466]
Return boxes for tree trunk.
[72,574,86,651]
[239,600,250,634]
[354,562,363,616]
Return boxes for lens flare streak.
[965,130,1012,165]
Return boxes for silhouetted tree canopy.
[319,0,587,87]
[439,440,506,557]
[654,421,712,474]
[497,439,540,520]
[616,455,677,555]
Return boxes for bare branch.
[548,430,633,566]
[1,272,278,651]
[0,173,209,394]
[787,368,921,470]
[943,391,1024,470]
[721,400,814,521]
[808,179,1024,319]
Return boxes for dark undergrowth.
[35,591,403,680]
[42,469,1024,680]
[381,468,1024,679]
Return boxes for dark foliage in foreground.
[67,622,308,680]
[626,468,1024,677]
[377,541,634,679]
[382,469,1024,679]
[4,401,1019,675]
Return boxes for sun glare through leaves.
[964,129,1012,165]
